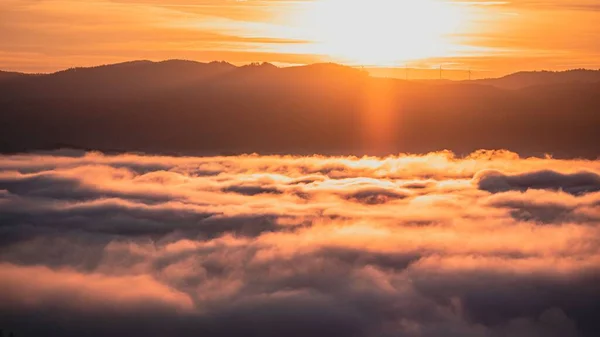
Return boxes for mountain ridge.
[0,60,598,158]
[3,60,600,89]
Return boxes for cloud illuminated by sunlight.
[1,150,599,336]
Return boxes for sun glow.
[289,0,468,65]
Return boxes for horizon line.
[2,59,600,81]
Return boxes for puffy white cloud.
[0,150,599,336]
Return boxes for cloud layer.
[1,150,599,337]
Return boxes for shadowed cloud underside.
[0,150,599,336]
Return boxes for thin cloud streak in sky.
[1,0,599,73]
[0,150,599,336]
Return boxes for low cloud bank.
[0,150,599,337]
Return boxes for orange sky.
[1,0,600,77]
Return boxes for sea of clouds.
[0,150,599,337]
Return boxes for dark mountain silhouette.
[3,60,237,98]
[0,71,30,82]
[467,69,600,90]
[0,60,599,158]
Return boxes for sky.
[1,150,599,336]
[1,0,600,77]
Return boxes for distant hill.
[0,60,598,158]
[467,69,600,89]
[0,70,30,82]
[4,60,238,98]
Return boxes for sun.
[290,0,466,66]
